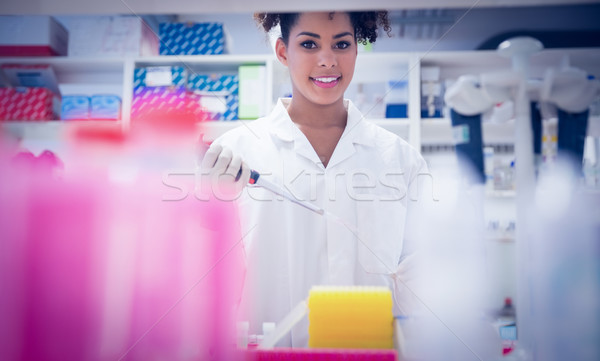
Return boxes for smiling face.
[276,12,357,107]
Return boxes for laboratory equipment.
[246,169,324,215]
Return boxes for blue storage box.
[385,80,408,118]
[188,73,238,120]
[159,22,227,55]
[385,104,407,118]
[61,95,90,120]
[90,94,121,120]
[134,66,187,88]
[187,73,238,94]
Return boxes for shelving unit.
[1,48,599,149]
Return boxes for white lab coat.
[214,98,428,347]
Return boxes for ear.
[275,38,289,67]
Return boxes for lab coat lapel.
[326,100,370,169]
[269,99,371,168]
[326,136,356,169]
[269,98,329,166]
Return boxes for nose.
[318,48,337,68]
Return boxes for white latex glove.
[199,143,251,200]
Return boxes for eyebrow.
[296,31,354,39]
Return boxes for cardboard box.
[0,16,68,56]
[0,87,61,121]
[1,64,61,96]
[187,73,238,120]
[90,95,121,120]
[159,23,227,55]
[68,16,158,57]
[61,95,90,120]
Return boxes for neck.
[286,94,347,129]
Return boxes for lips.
[310,75,341,89]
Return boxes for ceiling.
[1,0,598,15]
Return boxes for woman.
[202,11,428,347]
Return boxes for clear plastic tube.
[258,300,308,349]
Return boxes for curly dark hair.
[253,11,391,46]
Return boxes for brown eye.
[335,41,351,49]
[301,41,317,49]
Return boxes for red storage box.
[0,87,61,121]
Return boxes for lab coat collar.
[269,98,372,147]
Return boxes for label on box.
[452,124,470,144]
[145,67,174,87]
[134,66,186,88]
[187,73,238,120]
[198,92,228,114]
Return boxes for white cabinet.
[0,54,275,148]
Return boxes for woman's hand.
[199,143,251,200]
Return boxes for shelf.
[368,118,410,125]
[420,114,598,146]
[196,118,411,142]
[2,50,598,149]
[0,55,272,66]
[133,54,272,65]
[589,116,600,137]
[134,54,273,74]
[369,118,411,140]
[486,236,516,243]
[1,120,122,140]
[420,48,600,79]
[0,56,126,84]
[0,56,125,67]
[421,118,516,145]
[198,120,252,142]
[486,189,516,198]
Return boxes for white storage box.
[67,16,158,57]
[0,16,68,56]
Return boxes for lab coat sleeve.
[392,152,431,316]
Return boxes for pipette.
[198,137,324,215]
[245,170,325,215]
